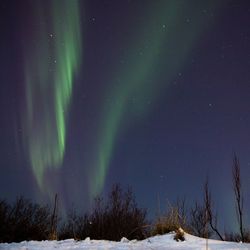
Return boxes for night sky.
[1,0,250,231]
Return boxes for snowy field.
[1,233,250,250]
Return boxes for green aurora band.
[22,0,81,190]
[91,1,222,196]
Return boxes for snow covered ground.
[1,232,249,250]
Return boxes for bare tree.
[204,179,224,241]
[190,202,212,238]
[49,194,59,240]
[232,154,245,242]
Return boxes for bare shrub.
[152,199,188,236]
[174,227,185,242]
[59,184,148,241]
[226,231,250,243]
[0,197,51,242]
[59,211,90,240]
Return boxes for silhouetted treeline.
[1,155,250,243]
[0,184,148,243]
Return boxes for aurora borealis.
[22,0,82,190]
[1,0,250,231]
[92,1,222,196]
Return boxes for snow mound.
[120,237,129,243]
[0,232,249,250]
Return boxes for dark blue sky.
[1,0,250,232]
